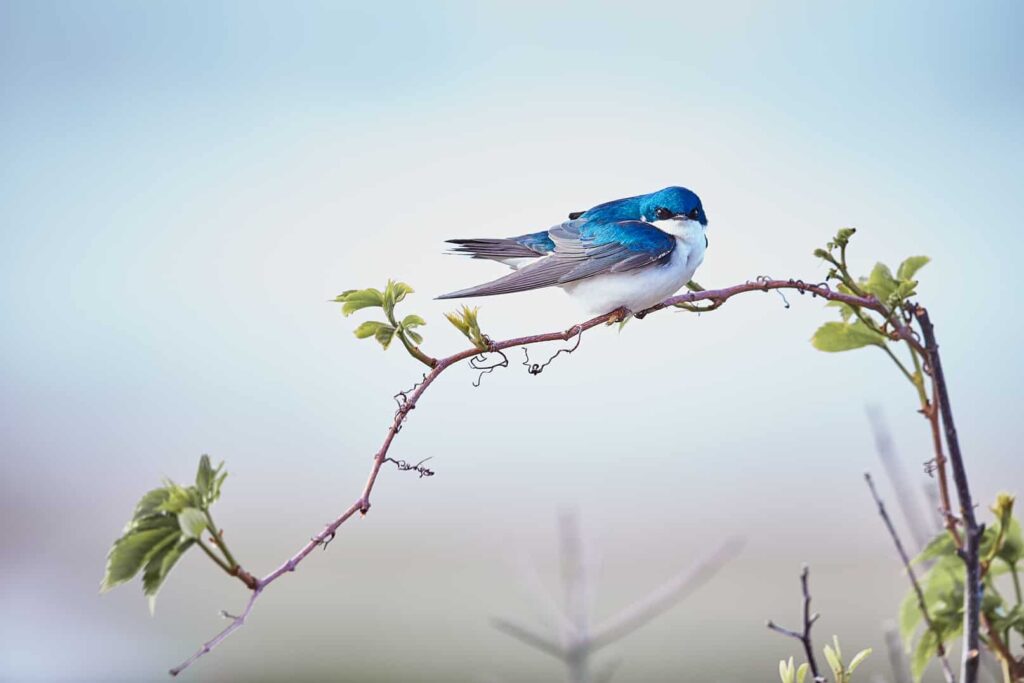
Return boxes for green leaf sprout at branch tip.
[101,455,229,614]
[779,637,870,683]
[335,280,434,366]
[810,228,932,399]
[444,304,489,351]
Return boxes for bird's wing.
[436,220,675,299]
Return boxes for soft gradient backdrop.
[2,1,1022,681]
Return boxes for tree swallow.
[438,186,709,315]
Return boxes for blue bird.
[438,186,709,315]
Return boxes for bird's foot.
[604,306,633,325]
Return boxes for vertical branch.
[559,511,591,683]
[865,473,957,683]
[914,307,982,683]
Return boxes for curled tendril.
[810,281,832,297]
[384,456,435,478]
[522,325,583,375]
[393,374,427,411]
[469,350,509,387]
[392,374,427,432]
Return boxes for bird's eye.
[688,208,701,220]
[655,207,673,220]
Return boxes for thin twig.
[766,565,821,681]
[865,473,956,683]
[168,589,261,677]
[168,277,914,675]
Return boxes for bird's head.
[640,186,707,227]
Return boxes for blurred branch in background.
[491,511,743,683]
[882,622,912,683]
[867,407,933,552]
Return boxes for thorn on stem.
[315,531,336,550]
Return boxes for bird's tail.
[444,238,544,261]
[439,234,553,299]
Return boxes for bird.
[437,186,708,316]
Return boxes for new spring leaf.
[101,455,230,612]
[445,305,488,351]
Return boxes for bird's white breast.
[562,219,706,314]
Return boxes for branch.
[492,526,740,682]
[167,277,915,675]
[864,473,956,683]
[766,565,822,682]
[168,589,261,677]
[914,307,983,683]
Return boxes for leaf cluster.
[811,228,930,354]
[899,493,1023,681]
[336,280,424,351]
[101,456,227,612]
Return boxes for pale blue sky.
[2,2,1022,680]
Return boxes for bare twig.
[168,278,917,675]
[865,473,956,683]
[168,589,261,677]
[766,565,822,681]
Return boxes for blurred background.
[2,1,1022,681]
